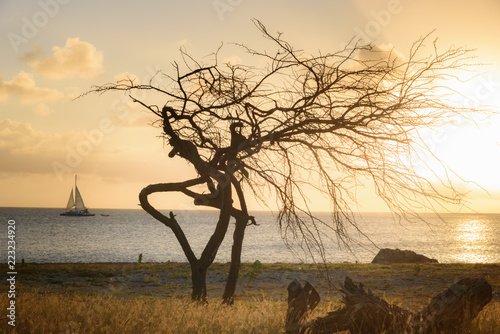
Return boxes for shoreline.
[7,262,500,311]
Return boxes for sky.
[1,0,499,212]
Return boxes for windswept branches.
[87,21,492,299]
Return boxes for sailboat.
[60,175,95,216]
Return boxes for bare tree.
[85,20,491,304]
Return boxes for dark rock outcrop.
[371,248,438,264]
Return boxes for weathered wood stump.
[415,277,493,333]
[286,279,321,333]
[286,276,493,334]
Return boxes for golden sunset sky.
[1,0,499,212]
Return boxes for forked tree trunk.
[139,178,233,304]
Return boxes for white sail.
[65,189,75,211]
[75,185,86,210]
[61,174,94,216]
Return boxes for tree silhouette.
[85,20,490,304]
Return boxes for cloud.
[0,119,68,174]
[25,38,104,79]
[0,119,189,186]
[0,71,64,104]
[34,103,53,116]
[18,43,44,62]
[64,86,81,100]
[0,119,108,176]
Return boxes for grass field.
[1,262,499,333]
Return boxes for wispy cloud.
[24,38,104,79]
[0,71,63,104]
[34,103,53,116]
[0,119,177,185]
[0,119,70,174]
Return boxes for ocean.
[1,207,499,264]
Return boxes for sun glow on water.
[452,219,493,263]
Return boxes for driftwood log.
[286,276,493,334]
[416,277,494,333]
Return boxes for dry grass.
[2,262,499,333]
[1,292,498,333]
[468,301,500,333]
[1,292,286,334]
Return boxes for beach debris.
[285,276,493,334]
[286,279,321,330]
[371,248,438,264]
[415,277,493,333]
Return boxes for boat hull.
[60,212,95,216]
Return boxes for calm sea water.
[1,208,499,264]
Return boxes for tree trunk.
[139,178,233,305]
[191,261,208,303]
[192,181,232,303]
[221,216,247,305]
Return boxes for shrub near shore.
[1,262,499,333]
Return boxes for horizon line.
[1,206,499,215]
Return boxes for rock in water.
[372,248,438,264]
